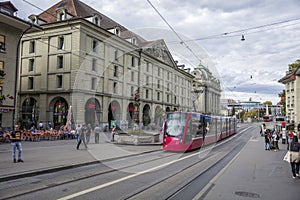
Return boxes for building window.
[146,62,150,72]
[167,94,170,102]
[29,40,35,53]
[131,71,134,81]
[94,17,99,25]
[132,38,136,45]
[29,59,34,72]
[113,82,117,93]
[115,27,120,36]
[174,96,177,104]
[91,77,97,90]
[146,89,149,99]
[131,56,135,67]
[114,49,118,62]
[57,75,63,88]
[131,86,134,96]
[28,77,34,89]
[0,35,5,52]
[58,12,65,21]
[57,55,63,69]
[0,61,5,79]
[146,76,149,86]
[114,65,118,77]
[0,60,3,70]
[92,40,97,52]
[157,80,160,89]
[58,36,64,50]
[92,58,97,71]
[158,68,160,76]
[157,92,160,101]
[167,83,170,91]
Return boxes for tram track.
[1,150,182,200]
[122,125,254,200]
[1,125,253,200]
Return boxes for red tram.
[162,112,237,152]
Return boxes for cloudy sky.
[9,0,300,104]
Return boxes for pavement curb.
[0,148,162,183]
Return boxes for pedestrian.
[111,125,116,142]
[86,124,92,144]
[94,124,101,144]
[287,131,294,150]
[76,124,87,150]
[289,135,300,178]
[264,129,271,150]
[10,125,23,163]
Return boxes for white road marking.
[58,126,252,200]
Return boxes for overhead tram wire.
[146,0,203,66]
[168,15,300,44]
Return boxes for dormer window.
[56,8,66,21]
[94,17,99,25]
[115,27,120,36]
[29,15,38,24]
[132,37,136,45]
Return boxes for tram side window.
[185,120,193,143]
[208,118,217,136]
[217,119,222,133]
[204,118,213,136]
[193,119,203,137]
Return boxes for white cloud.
[10,0,300,104]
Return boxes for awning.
[0,106,15,110]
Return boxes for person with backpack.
[264,129,271,150]
[289,135,300,178]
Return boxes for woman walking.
[289,135,300,178]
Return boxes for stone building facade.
[191,65,221,115]
[17,0,194,129]
[0,1,40,128]
[279,65,300,124]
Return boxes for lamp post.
[191,89,204,112]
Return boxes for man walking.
[10,125,23,163]
[76,124,87,150]
[94,124,101,144]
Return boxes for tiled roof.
[38,0,126,31]
[0,1,18,12]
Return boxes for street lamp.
[191,88,204,112]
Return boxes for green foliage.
[231,106,236,116]
[278,90,286,116]
[263,101,272,106]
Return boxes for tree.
[231,106,236,116]
[263,101,272,106]
[278,90,286,116]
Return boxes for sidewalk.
[199,132,300,200]
[0,132,162,182]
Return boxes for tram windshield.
[165,113,188,137]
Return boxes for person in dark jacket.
[289,135,300,178]
[10,125,23,163]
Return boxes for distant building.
[0,1,40,128]
[278,65,300,124]
[220,99,241,116]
